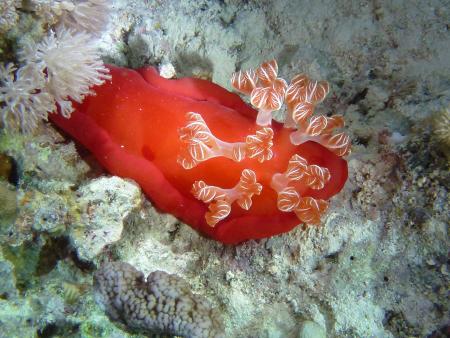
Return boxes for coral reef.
[94,261,225,338]
[0,0,448,337]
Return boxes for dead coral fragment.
[94,261,225,338]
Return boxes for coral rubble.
[0,0,448,337]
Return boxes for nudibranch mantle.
[50,60,350,244]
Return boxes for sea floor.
[0,1,449,337]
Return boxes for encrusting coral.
[94,261,225,338]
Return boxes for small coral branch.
[270,154,330,224]
[192,169,262,226]
[177,112,273,169]
[231,59,287,126]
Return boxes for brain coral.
[93,261,225,338]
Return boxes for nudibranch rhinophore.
[50,60,350,244]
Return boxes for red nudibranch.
[50,60,350,244]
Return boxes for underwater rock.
[0,250,18,300]
[30,192,71,234]
[298,320,326,338]
[71,176,142,261]
[4,188,71,247]
[94,261,225,338]
[0,297,36,337]
[0,181,17,227]
[0,153,17,184]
